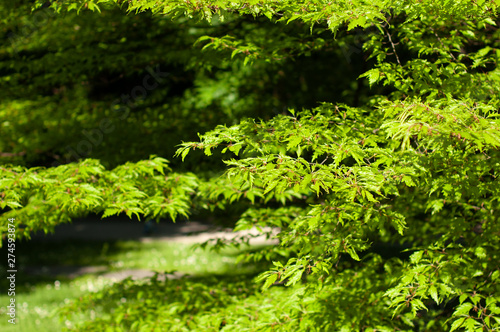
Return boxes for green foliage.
[1,156,198,240]
[0,238,256,332]
[2,0,500,330]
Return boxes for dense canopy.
[1,0,500,330]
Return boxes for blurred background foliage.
[0,0,386,173]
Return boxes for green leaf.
[454,303,473,316]
[360,69,380,87]
[346,246,360,261]
[450,318,466,331]
[429,285,439,304]
[262,273,278,290]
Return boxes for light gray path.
[25,216,278,281]
[31,216,277,244]
[30,216,216,242]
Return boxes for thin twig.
[384,27,401,66]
